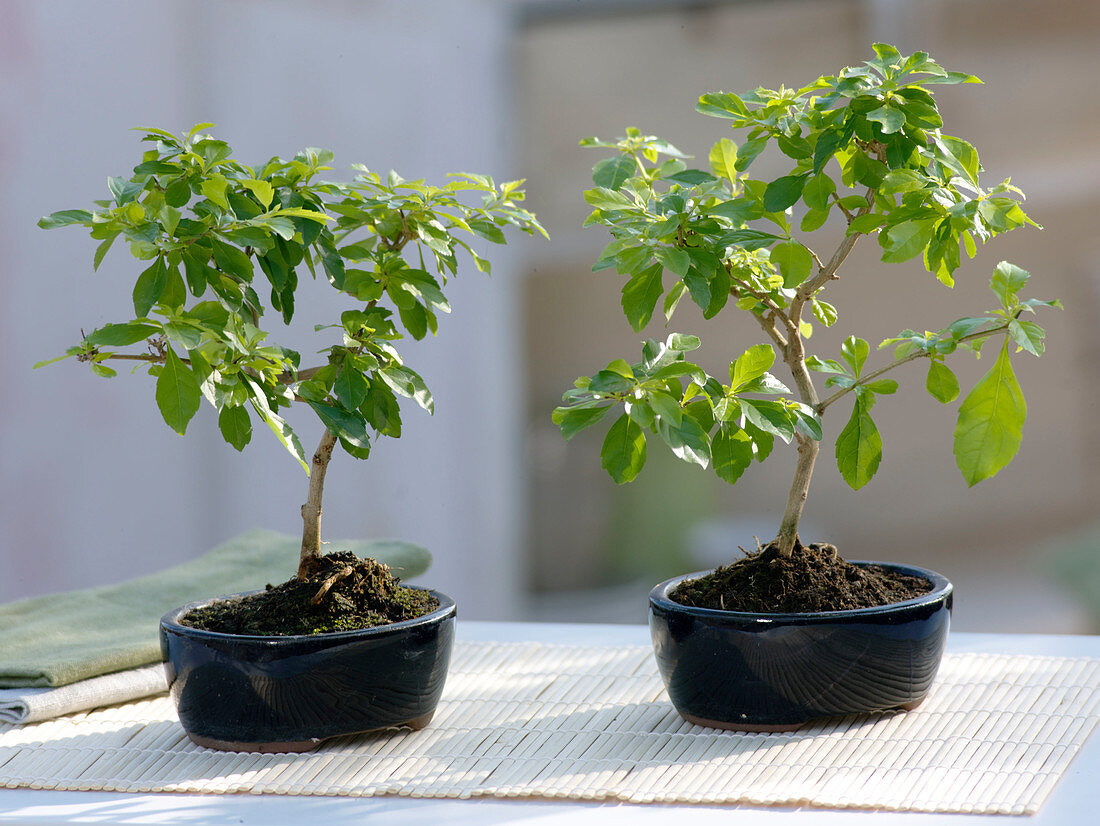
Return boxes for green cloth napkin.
[0,529,432,688]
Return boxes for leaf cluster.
[555,335,816,486]
[555,45,1058,495]
[38,124,546,472]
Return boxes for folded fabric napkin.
[0,664,168,724]
[0,529,431,689]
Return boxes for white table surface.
[1,622,1097,825]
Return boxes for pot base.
[679,696,927,732]
[186,710,437,753]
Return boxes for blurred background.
[1,0,1098,632]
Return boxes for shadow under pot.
[649,562,952,731]
[159,588,456,752]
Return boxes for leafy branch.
[39,124,546,570]
[554,45,1057,559]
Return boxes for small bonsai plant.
[39,124,545,633]
[554,45,1058,611]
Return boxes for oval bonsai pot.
[649,562,952,730]
[159,588,456,752]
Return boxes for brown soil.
[670,540,932,613]
[181,551,439,636]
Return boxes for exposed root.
[310,564,355,605]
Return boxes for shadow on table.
[0,697,889,799]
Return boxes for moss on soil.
[181,551,438,636]
[671,540,932,613]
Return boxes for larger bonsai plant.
[39,124,545,626]
[553,45,1057,609]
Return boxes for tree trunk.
[773,315,821,558]
[298,428,338,579]
[775,434,819,557]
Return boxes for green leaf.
[160,262,186,310]
[802,172,836,212]
[133,257,167,317]
[241,179,274,209]
[600,413,646,483]
[806,355,849,376]
[469,219,507,244]
[864,379,898,394]
[800,208,830,233]
[712,425,753,484]
[379,366,434,413]
[744,420,774,462]
[163,321,201,351]
[218,405,252,451]
[663,280,687,321]
[314,229,345,289]
[926,361,960,403]
[791,404,823,440]
[584,186,633,211]
[954,342,1026,486]
[813,129,844,174]
[85,322,160,347]
[730,343,775,391]
[655,247,690,278]
[93,233,120,271]
[812,299,838,327]
[588,368,633,394]
[880,219,934,263]
[246,378,309,473]
[840,335,870,377]
[334,361,371,410]
[667,332,702,352]
[847,213,886,235]
[696,92,748,120]
[763,175,806,212]
[553,403,612,440]
[866,104,905,134]
[1008,319,1045,356]
[182,248,212,295]
[659,413,711,468]
[770,241,814,288]
[835,393,883,489]
[155,347,201,435]
[211,240,254,282]
[708,138,739,183]
[592,155,635,190]
[740,399,794,443]
[164,178,191,208]
[990,260,1030,308]
[309,401,372,454]
[939,135,980,185]
[108,176,143,205]
[649,391,683,426]
[38,209,92,230]
[200,177,230,210]
[621,263,663,332]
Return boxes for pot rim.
[649,561,952,621]
[160,586,456,643]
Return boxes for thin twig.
[815,325,1010,414]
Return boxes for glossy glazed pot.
[649,562,952,730]
[159,588,456,752]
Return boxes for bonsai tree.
[38,124,545,624]
[553,45,1058,608]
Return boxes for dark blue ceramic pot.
[649,562,952,730]
[159,588,456,752]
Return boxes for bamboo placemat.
[1,642,1097,814]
